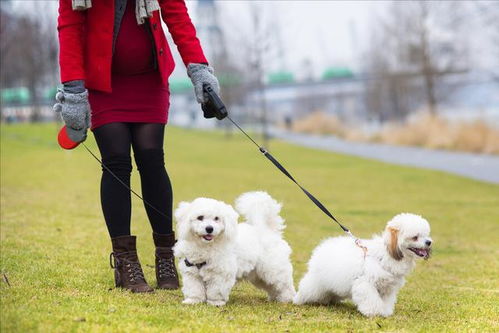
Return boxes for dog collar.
[184,258,206,269]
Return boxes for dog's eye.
[214,217,219,221]
[197,215,204,221]
[412,236,418,241]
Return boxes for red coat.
[58,0,208,92]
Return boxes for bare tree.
[212,59,246,136]
[0,3,24,90]
[364,14,414,121]
[200,2,246,136]
[241,2,281,149]
[472,1,499,79]
[364,0,469,119]
[1,1,58,120]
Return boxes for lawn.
[1,123,498,332]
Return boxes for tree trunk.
[29,83,41,122]
[419,3,437,115]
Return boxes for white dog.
[174,191,296,306]
[294,213,432,317]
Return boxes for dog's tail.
[235,191,285,232]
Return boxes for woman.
[55,0,220,293]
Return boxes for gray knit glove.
[187,63,220,104]
[53,84,91,143]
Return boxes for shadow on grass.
[296,300,359,315]
[227,291,360,316]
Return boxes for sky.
[7,0,497,80]
[184,0,376,78]
[7,0,377,79]
[221,1,373,66]
[178,0,496,79]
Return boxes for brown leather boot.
[109,235,154,293]
[153,232,179,290]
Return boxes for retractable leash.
[56,84,356,239]
[57,126,171,220]
[202,84,356,239]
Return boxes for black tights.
[93,122,173,238]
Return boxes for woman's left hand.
[187,63,220,104]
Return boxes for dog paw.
[274,293,295,303]
[293,295,303,305]
[358,306,381,318]
[360,311,377,317]
[359,308,392,318]
[182,298,203,305]
[207,299,226,307]
[380,308,394,317]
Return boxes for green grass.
[1,123,498,332]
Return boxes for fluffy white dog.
[294,213,432,317]
[173,191,296,306]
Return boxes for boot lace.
[110,252,147,283]
[158,256,177,279]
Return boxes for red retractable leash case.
[57,126,80,150]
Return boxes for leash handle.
[202,84,228,120]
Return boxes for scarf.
[72,0,160,25]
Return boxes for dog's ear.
[386,227,404,261]
[221,203,239,241]
[174,201,191,223]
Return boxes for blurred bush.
[292,111,499,154]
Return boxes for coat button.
[159,48,164,56]
[152,23,157,30]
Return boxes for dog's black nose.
[206,226,214,234]
[425,240,432,246]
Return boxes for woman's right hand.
[53,81,91,143]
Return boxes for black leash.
[81,142,171,220]
[77,84,354,238]
[197,84,354,237]
[83,120,353,237]
[225,115,353,236]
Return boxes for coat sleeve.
[58,0,86,83]
[159,0,208,66]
